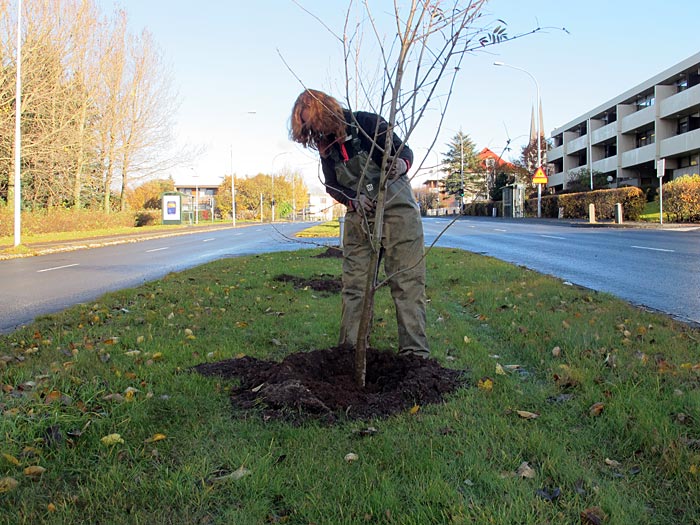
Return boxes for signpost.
[657,159,665,225]
[532,167,548,185]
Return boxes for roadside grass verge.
[1,248,699,524]
[295,220,340,238]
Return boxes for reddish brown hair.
[290,89,347,154]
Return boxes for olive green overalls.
[332,130,429,357]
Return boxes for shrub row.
[663,174,700,222]
[0,207,156,237]
[522,187,646,221]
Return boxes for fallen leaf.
[495,363,506,375]
[604,458,621,467]
[47,503,57,512]
[344,453,359,463]
[589,402,605,416]
[516,410,539,420]
[144,433,167,443]
[580,506,607,524]
[100,433,124,446]
[536,486,561,501]
[23,465,46,478]
[409,404,421,415]
[552,346,562,357]
[2,453,20,466]
[477,377,494,392]
[102,393,125,402]
[0,477,19,493]
[516,461,536,479]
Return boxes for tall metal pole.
[230,145,236,227]
[13,0,22,246]
[494,61,542,217]
[459,129,464,212]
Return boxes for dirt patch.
[193,347,468,424]
[312,246,343,258]
[274,273,342,294]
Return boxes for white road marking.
[631,245,674,253]
[146,247,169,253]
[540,235,566,240]
[37,263,80,273]
[494,228,508,232]
[202,238,215,242]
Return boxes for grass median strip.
[1,248,698,524]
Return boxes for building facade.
[547,52,700,192]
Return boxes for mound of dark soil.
[274,274,342,294]
[312,246,343,258]
[193,347,468,424]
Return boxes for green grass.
[1,248,699,524]
[0,222,231,247]
[640,201,661,222]
[295,219,340,238]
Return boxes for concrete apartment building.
[547,52,700,192]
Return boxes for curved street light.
[493,61,543,218]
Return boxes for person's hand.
[388,158,408,179]
[355,194,376,213]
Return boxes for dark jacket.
[320,110,413,206]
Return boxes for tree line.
[0,0,180,213]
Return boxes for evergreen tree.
[441,131,484,200]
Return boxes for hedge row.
[523,187,646,221]
[0,208,157,237]
[663,174,700,222]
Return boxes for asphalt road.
[423,217,700,326]
[1,218,698,333]
[0,223,319,333]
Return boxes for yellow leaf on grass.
[47,503,57,512]
[516,461,536,479]
[495,363,506,375]
[516,410,539,420]
[152,352,163,361]
[2,453,20,466]
[144,433,167,443]
[477,378,494,391]
[409,405,421,415]
[0,477,19,493]
[101,433,124,446]
[24,465,46,478]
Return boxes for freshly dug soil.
[312,246,343,258]
[194,347,468,424]
[274,274,342,294]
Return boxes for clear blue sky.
[98,0,700,191]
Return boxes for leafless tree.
[293,0,553,387]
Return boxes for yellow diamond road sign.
[532,167,548,184]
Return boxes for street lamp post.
[494,61,542,218]
[13,0,22,247]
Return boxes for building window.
[635,127,655,147]
[602,109,617,124]
[636,92,655,110]
[676,74,688,92]
[603,143,617,158]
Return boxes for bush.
[0,208,153,237]
[463,201,498,216]
[663,174,700,222]
[556,187,645,221]
[134,210,160,227]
